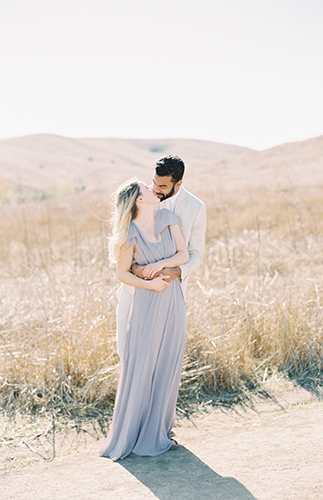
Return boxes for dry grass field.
[1,178,322,419]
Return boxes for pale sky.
[0,0,322,150]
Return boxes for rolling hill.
[0,133,322,200]
[0,135,251,196]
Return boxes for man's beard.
[158,183,175,201]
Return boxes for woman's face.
[138,182,160,205]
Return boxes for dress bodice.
[126,209,180,266]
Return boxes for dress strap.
[126,222,137,250]
[155,209,181,237]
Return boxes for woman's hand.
[148,275,170,292]
[142,261,164,279]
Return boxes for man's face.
[152,174,181,201]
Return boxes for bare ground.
[1,379,323,500]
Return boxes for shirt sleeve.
[179,202,206,282]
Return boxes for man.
[116,154,206,358]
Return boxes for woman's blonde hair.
[109,179,140,263]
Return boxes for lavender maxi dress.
[100,209,186,461]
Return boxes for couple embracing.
[100,155,206,461]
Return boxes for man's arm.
[131,263,180,281]
[179,202,206,282]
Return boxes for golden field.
[1,168,323,415]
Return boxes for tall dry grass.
[1,184,323,415]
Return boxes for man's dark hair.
[155,155,185,183]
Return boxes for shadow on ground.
[177,374,323,419]
[120,445,257,500]
[291,376,323,400]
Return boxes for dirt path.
[1,381,323,500]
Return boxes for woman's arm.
[117,245,170,292]
[142,224,189,279]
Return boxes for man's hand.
[131,263,181,282]
[159,267,181,282]
[131,262,145,279]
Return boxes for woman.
[99,179,188,461]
